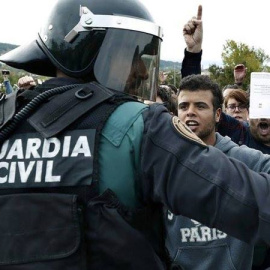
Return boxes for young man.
[1,1,270,269]
[178,5,270,268]
[166,73,270,269]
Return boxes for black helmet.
[0,0,163,100]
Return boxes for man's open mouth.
[186,120,199,131]
[258,122,270,136]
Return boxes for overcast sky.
[0,0,269,68]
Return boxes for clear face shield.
[62,6,163,101]
[94,29,161,101]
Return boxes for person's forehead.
[178,89,214,101]
[227,97,239,104]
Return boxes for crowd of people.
[0,1,270,270]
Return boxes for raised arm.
[181,5,203,78]
[183,5,203,53]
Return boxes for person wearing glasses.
[224,89,249,122]
[218,98,270,155]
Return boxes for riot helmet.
[0,0,163,100]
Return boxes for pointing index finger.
[197,5,202,20]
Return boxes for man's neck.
[202,133,216,146]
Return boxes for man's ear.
[215,108,222,123]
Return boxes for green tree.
[209,40,270,90]
[208,64,233,88]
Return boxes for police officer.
[0,0,270,269]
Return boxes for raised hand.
[17,75,37,90]
[159,71,168,83]
[183,5,203,53]
[234,64,247,85]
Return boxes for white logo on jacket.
[168,211,227,243]
[0,135,91,184]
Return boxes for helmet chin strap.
[64,6,163,43]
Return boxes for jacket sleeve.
[181,49,202,78]
[218,112,248,145]
[219,136,270,174]
[3,80,13,95]
[141,104,270,245]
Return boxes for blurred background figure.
[157,84,178,115]
[1,70,13,94]
[222,64,248,99]
[159,71,168,84]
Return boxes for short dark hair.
[222,84,239,93]
[157,85,178,115]
[179,74,223,111]
[166,84,178,95]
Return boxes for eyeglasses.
[226,104,247,112]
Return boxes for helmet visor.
[94,29,161,101]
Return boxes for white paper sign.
[249,72,270,119]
